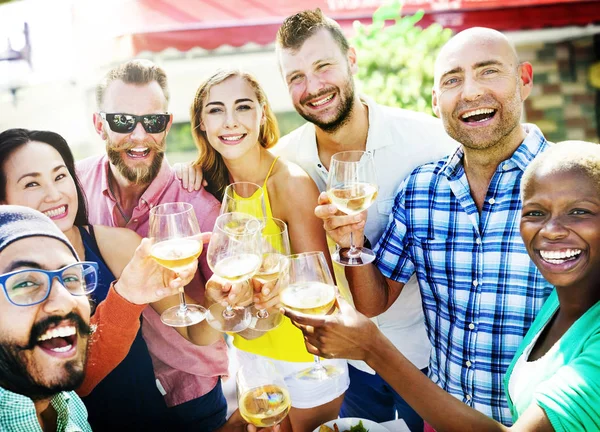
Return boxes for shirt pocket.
[412,237,450,305]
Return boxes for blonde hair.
[521,140,600,199]
[190,70,279,200]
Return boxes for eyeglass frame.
[99,112,172,134]
[0,261,99,307]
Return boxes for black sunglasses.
[100,112,171,134]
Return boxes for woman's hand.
[174,161,206,192]
[205,275,254,308]
[282,296,379,361]
[217,409,281,432]
[251,269,288,310]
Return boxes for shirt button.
[475,238,481,245]
[466,360,472,367]
[502,163,510,171]
[472,280,479,287]
[469,323,475,330]
[133,219,138,223]
[488,198,496,205]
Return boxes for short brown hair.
[190,69,280,200]
[276,8,349,54]
[96,59,169,108]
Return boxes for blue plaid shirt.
[374,124,554,425]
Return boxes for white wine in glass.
[237,360,291,428]
[328,182,378,215]
[280,281,336,316]
[281,251,343,381]
[151,238,202,271]
[149,202,206,327]
[248,218,290,332]
[206,212,262,333]
[326,151,379,266]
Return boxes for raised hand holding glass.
[149,202,205,327]
[326,151,378,266]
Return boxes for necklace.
[107,172,131,224]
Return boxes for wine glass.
[280,251,343,381]
[326,151,378,266]
[149,202,206,327]
[237,359,291,428]
[248,217,290,332]
[206,212,262,333]
[221,182,266,219]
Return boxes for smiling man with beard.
[0,205,94,431]
[75,60,228,431]
[270,9,457,431]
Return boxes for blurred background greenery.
[353,2,452,116]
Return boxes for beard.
[444,92,523,151]
[106,137,165,185]
[0,312,90,401]
[296,70,356,133]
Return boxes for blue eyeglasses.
[0,262,98,307]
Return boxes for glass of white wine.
[237,359,291,428]
[326,150,378,266]
[280,251,342,381]
[206,212,262,333]
[221,182,266,219]
[248,217,290,332]
[149,202,206,327]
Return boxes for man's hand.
[217,409,281,432]
[113,238,198,304]
[174,161,206,192]
[314,192,367,248]
[282,296,379,361]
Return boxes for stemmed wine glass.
[206,212,262,333]
[237,359,291,428]
[149,202,206,327]
[248,217,290,332]
[221,182,266,218]
[280,251,343,380]
[326,151,379,266]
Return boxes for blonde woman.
[190,70,348,432]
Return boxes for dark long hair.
[0,128,89,226]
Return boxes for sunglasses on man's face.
[100,112,171,134]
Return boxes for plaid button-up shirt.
[374,124,554,424]
[0,387,91,431]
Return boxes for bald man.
[308,27,554,426]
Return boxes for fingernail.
[355,215,362,222]
[263,289,270,296]
[330,205,337,213]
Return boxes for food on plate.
[319,420,369,432]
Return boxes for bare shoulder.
[270,158,318,198]
[93,225,142,278]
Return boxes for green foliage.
[352,1,453,115]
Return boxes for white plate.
[313,417,390,432]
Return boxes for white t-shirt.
[272,95,458,372]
